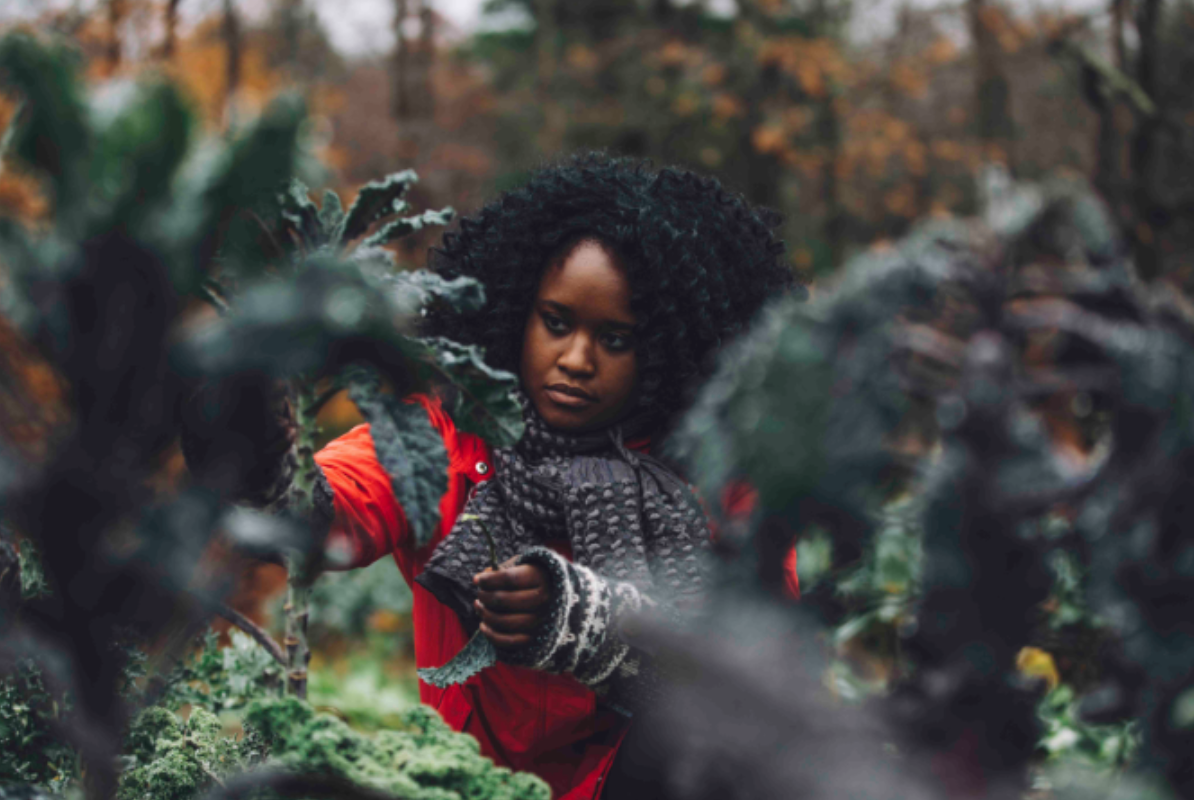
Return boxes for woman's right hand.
[472,558,552,650]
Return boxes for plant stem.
[283,378,321,699]
[480,521,498,571]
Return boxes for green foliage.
[117,707,261,800]
[244,697,550,800]
[179,170,519,540]
[306,555,412,641]
[15,539,49,602]
[0,34,88,211]
[155,631,281,716]
[348,368,450,547]
[0,32,307,331]
[338,170,419,245]
[673,220,950,531]
[417,631,498,690]
[0,663,74,791]
[832,494,923,653]
[307,653,418,733]
[411,338,525,449]
[1038,685,1140,770]
[0,29,530,800]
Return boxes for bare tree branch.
[214,603,287,667]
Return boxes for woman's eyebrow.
[541,300,635,328]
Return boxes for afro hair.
[424,153,801,428]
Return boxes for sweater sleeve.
[504,546,669,716]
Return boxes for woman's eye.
[602,332,633,351]
[542,313,568,333]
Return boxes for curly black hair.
[424,153,800,427]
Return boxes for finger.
[474,564,543,591]
[474,602,541,633]
[481,622,532,650]
[476,586,549,612]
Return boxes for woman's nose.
[557,334,596,376]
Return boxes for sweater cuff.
[504,547,659,713]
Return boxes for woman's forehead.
[536,241,636,324]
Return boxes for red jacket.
[313,394,798,799]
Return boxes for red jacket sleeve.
[314,423,410,570]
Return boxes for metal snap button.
[476,461,490,475]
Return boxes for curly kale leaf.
[416,631,498,689]
[0,662,75,791]
[118,707,251,800]
[243,697,548,800]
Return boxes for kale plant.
[0,30,525,800]
[241,697,549,800]
[645,171,1193,800]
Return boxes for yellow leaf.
[1016,646,1060,690]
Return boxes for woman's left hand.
[473,558,551,649]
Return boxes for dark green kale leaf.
[338,170,418,244]
[412,337,525,448]
[348,368,450,547]
[416,630,498,689]
[361,207,456,249]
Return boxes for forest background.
[1,0,1192,796]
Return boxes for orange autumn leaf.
[752,125,787,155]
[711,93,745,121]
[659,40,687,67]
[701,63,727,87]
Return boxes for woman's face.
[520,240,639,432]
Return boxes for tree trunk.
[417,0,436,119]
[818,92,844,268]
[392,0,411,120]
[1112,0,1128,70]
[968,0,1014,166]
[106,0,126,74]
[162,0,181,60]
[1094,0,1128,216]
[1132,0,1162,280]
[536,0,556,89]
[222,0,242,129]
[282,0,304,81]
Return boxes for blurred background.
[2,0,1187,733]
[7,0,1187,291]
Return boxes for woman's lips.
[544,386,596,409]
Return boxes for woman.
[190,153,800,799]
